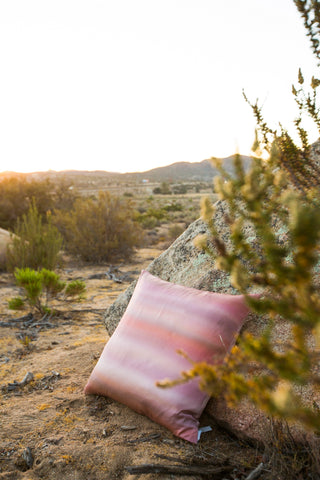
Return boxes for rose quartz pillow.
[84,270,250,443]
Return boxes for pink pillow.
[84,270,250,443]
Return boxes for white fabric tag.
[197,425,212,441]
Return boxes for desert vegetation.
[0,175,77,231]
[9,268,86,315]
[0,168,211,272]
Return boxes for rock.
[104,201,267,444]
[309,139,320,169]
[15,446,34,471]
[105,202,238,336]
[0,228,12,270]
[103,198,319,446]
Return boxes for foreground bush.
[6,201,63,272]
[53,191,142,263]
[183,154,320,430]
[160,0,320,433]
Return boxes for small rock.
[15,446,34,471]
[162,438,175,445]
[22,447,34,468]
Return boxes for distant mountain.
[0,155,253,183]
[123,155,252,182]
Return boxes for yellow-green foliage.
[53,191,141,262]
[8,296,25,310]
[160,152,320,431]
[294,0,320,64]
[64,280,86,300]
[11,267,83,315]
[159,1,320,432]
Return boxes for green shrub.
[8,296,25,310]
[64,280,86,300]
[10,268,83,315]
[14,267,46,313]
[39,268,66,304]
[163,202,183,212]
[53,191,141,263]
[152,182,171,195]
[135,206,169,230]
[136,215,159,229]
[6,201,63,272]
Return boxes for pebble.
[162,438,175,445]
[21,446,34,469]
[120,425,137,431]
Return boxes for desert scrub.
[0,176,77,231]
[152,181,171,195]
[6,200,63,272]
[53,191,141,263]
[162,201,183,212]
[9,268,85,315]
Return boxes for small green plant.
[64,280,86,300]
[10,268,84,315]
[15,267,43,312]
[38,268,66,305]
[8,296,25,310]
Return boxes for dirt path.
[0,248,259,480]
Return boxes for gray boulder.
[105,201,238,336]
[0,228,12,270]
[104,201,268,444]
[103,199,318,446]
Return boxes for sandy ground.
[0,248,259,480]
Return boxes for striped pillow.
[84,270,250,443]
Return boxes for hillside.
[0,155,252,184]
[124,155,252,182]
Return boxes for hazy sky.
[0,0,318,173]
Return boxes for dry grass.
[262,419,320,479]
